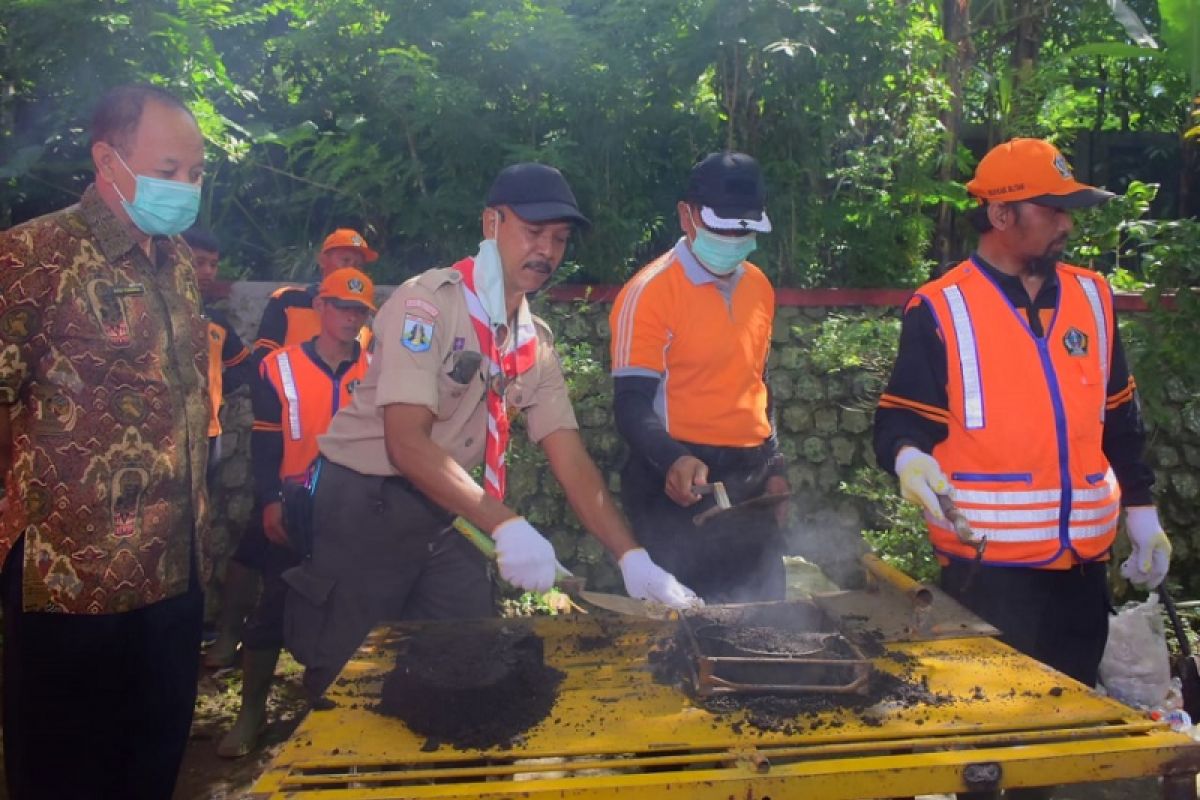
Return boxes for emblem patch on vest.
[1062,327,1088,357]
[401,314,434,353]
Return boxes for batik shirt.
[0,185,211,613]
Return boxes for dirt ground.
[172,652,308,800]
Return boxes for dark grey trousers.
[283,460,495,696]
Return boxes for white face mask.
[471,216,508,329]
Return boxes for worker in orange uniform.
[182,226,253,478]
[217,266,373,757]
[251,227,378,360]
[874,139,1171,706]
[610,152,790,603]
[207,228,379,668]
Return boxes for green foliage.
[1,0,1191,285]
[1071,180,1200,425]
[1,0,961,288]
[840,467,939,585]
[809,313,901,377]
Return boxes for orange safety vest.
[259,343,370,482]
[918,258,1120,568]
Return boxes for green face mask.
[691,225,753,275]
[689,209,756,275]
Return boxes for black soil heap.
[376,621,564,751]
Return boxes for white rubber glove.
[895,446,950,520]
[493,517,557,593]
[1120,506,1171,590]
[618,548,703,610]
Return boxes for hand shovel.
[450,517,573,582]
[938,493,987,593]
[693,490,790,527]
[1159,584,1200,720]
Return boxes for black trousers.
[1,540,204,800]
[284,461,494,696]
[243,539,302,651]
[940,559,1111,686]
[620,446,786,604]
[231,502,270,572]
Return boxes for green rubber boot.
[217,647,279,758]
[205,560,260,669]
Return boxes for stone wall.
[204,282,1200,608]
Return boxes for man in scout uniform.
[609,152,789,603]
[874,138,1171,694]
[220,267,373,755]
[285,163,699,701]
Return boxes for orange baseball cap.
[317,267,376,311]
[965,138,1114,209]
[321,228,379,262]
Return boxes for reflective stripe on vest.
[951,483,1112,505]
[928,514,1117,543]
[942,285,984,429]
[1076,273,1109,422]
[276,351,303,441]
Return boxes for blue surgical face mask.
[110,151,201,236]
[687,209,756,276]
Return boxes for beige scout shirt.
[318,265,577,476]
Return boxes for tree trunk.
[1006,0,1047,129]
[933,0,971,276]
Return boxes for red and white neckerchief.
[452,257,538,499]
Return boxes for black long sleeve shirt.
[873,255,1154,506]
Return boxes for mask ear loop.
[107,148,137,205]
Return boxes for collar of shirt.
[301,336,362,378]
[79,183,180,271]
[970,251,1059,310]
[80,183,140,264]
[672,237,744,303]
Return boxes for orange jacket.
[918,258,1120,568]
[256,342,370,483]
[206,311,252,438]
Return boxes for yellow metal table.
[250,615,1200,799]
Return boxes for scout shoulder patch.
[1062,326,1088,357]
[402,314,434,352]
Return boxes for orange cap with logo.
[317,267,376,311]
[965,138,1114,209]
[321,228,379,262]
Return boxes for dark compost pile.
[376,621,564,751]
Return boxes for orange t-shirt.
[609,241,774,447]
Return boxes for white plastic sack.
[1099,597,1172,709]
